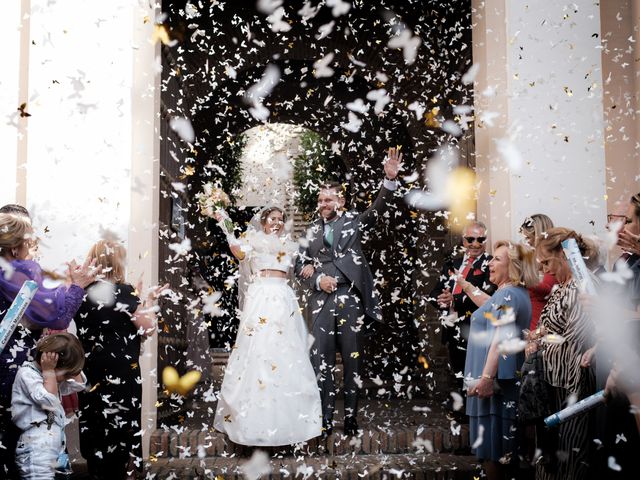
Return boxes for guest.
[0,204,30,217]
[430,221,496,410]
[519,214,557,331]
[0,212,96,477]
[587,194,640,478]
[75,240,165,480]
[12,333,87,479]
[528,228,597,480]
[465,241,537,480]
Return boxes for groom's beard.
[320,208,339,222]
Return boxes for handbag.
[518,350,553,423]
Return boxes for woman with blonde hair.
[520,214,558,331]
[75,239,165,480]
[0,212,97,477]
[464,241,538,480]
[527,228,598,480]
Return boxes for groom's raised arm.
[359,147,401,230]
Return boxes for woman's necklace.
[498,281,514,290]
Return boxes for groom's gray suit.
[295,184,394,425]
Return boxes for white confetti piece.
[244,64,280,121]
[450,392,463,411]
[341,111,362,133]
[608,456,622,472]
[169,117,195,143]
[471,424,485,449]
[313,53,334,78]
[326,0,351,17]
[346,98,369,114]
[387,29,422,64]
[462,63,480,85]
[266,7,291,33]
[366,88,390,114]
[256,0,282,15]
[495,137,524,173]
[241,450,272,480]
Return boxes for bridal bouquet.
[196,182,234,235]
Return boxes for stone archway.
[156,0,474,425]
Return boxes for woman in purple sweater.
[0,211,96,477]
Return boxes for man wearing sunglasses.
[429,221,496,418]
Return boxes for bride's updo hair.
[260,206,286,225]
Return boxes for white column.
[129,2,161,459]
[0,0,27,206]
[473,0,608,242]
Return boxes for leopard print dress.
[536,279,594,480]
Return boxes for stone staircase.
[147,397,478,479]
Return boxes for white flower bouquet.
[196,182,234,235]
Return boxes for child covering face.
[11,333,86,479]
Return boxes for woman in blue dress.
[462,240,538,480]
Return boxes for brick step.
[150,423,470,459]
[148,453,479,479]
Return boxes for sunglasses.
[463,236,486,244]
[607,214,631,225]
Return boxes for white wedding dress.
[213,230,322,446]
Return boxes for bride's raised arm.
[213,209,245,261]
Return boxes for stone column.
[473,0,608,241]
[129,2,161,459]
[600,1,640,211]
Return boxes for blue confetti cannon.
[544,390,605,427]
[0,280,38,354]
[561,238,597,295]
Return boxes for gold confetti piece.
[183,165,195,176]
[89,382,100,393]
[149,455,158,463]
[258,317,267,325]
[350,351,360,359]
[131,362,138,370]
[224,415,232,423]
[418,355,429,369]
[152,24,173,45]
[423,108,440,128]
[143,16,150,24]
[155,400,163,408]
[271,364,277,371]
[276,251,286,262]
[162,366,201,396]
[563,86,573,97]
[18,103,31,118]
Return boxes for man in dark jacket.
[296,148,401,436]
[430,222,496,398]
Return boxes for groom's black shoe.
[344,417,359,436]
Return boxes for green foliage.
[216,133,246,204]
[293,130,345,219]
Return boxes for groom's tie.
[323,222,334,248]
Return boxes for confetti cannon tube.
[544,390,605,427]
[561,238,597,295]
[0,280,38,353]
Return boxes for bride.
[212,206,322,446]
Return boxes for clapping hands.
[67,258,101,289]
[136,275,170,307]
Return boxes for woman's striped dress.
[536,279,594,480]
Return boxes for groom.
[296,148,401,436]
